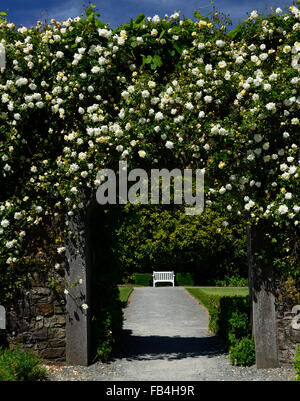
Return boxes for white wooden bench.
[153,271,175,287]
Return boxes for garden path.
[47,287,295,381]
[111,286,226,380]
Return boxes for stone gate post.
[247,223,279,368]
[65,209,91,366]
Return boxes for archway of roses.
[0,4,299,366]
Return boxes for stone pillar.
[65,210,91,366]
[247,223,279,368]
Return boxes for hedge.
[187,288,255,366]
[176,272,195,286]
[207,294,251,345]
[134,273,153,286]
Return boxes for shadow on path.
[113,329,227,361]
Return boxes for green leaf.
[141,54,153,69]
[85,7,93,17]
[77,18,87,26]
[193,10,202,21]
[152,54,163,68]
[227,24,242,39]
[158,29,165,40]
[134,13,145,26]
[171,26,181,34]
[0,12,7,16]
[173,42,183,55]
[87,13,95,23]
[94,19,105,28]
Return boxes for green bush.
[213,275,248,287]
[188,289,252,344]
[134,273,153,286]
[229,338,256,367]
[294,346,300,381]
[187,288,254,366]
[91,277,123,362]
[0,347,46,381]
[208,295,251,344]
[176,273,194,286]
[95,315,115,362]
[227,310,251,345]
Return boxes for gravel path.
[47,287,296,381]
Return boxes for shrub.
[214,296,251,342]
[294,346,300,381]
[227,310,251,345]
[187,288,255,366]
[229,337,256,367]
[95,315,115,362]
[205,294,251,343]
[176,272,194,286]
[0,347,46,381]
[92,287,123,362]
[134,273,153,286]
[213,275,248,287]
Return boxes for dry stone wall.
[5,271,66,361]
[275,279,300,365]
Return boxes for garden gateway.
[0,4,299,370]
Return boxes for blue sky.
[0,0,294,28]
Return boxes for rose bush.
[0,5,299,300]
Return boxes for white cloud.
[24,0,84,25]
[49,0,84,21]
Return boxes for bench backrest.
[153,271,174,280]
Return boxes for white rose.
[165,141,174,149]
[138,150,146,158]
[1,219,9,228]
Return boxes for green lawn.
[192,287,249,296]
[118,285,133,305]
[186,287,249,310]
